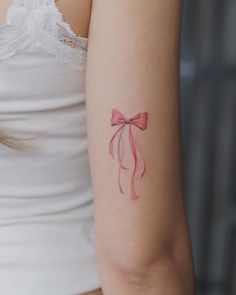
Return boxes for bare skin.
[0,0,10,24]
[0,2,103,295]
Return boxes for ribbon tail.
[135,141,146,177]
[128,124,138,200]
[108,125,125,159]
[117,125,127,193]
[117,126,128,170]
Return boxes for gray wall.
[181,1,236,294]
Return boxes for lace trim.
[0,0,88,69]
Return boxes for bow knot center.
[124,118,132,124]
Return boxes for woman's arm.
[85,0,196,294]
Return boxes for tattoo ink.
[108,108,148,200]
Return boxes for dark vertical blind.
[180,1,236,294]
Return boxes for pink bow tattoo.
[108,108,148,200]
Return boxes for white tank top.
[0,1,101,294]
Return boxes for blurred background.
[180,0,236,294]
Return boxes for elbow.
[97,224,196,293]
[106,239,180,278]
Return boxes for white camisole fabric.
[0,1,101,294]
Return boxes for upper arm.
[85,0,189,272]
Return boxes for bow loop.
[129,112,148,130]
[111,109,126,125]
